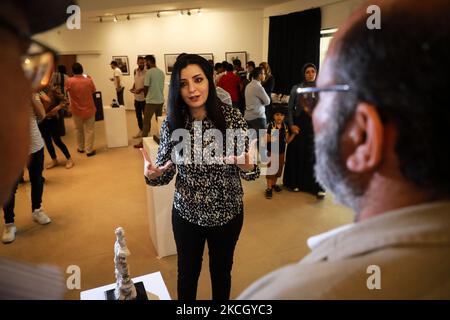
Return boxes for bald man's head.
[316,0,450,201]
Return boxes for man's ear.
[345,103,383,173]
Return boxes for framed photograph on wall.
[164,54,181,75]
[225,51,247,66]
[112,56,130,75]
[197,53,214,63]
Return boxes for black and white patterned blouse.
[145,104,260,227]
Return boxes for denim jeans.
[116,87,125,106]
[3,148,44,224]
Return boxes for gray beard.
[314,120,362,217]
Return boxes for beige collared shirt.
[133,67,147,101]
[238,201,450,299]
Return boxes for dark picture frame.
[112,56,130,75]
[197,53,214,63]
[164,54,180,75]
[225,51,247,66]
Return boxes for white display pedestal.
[143,137,177,259]
[103,105,128,148]
[80,271,171,300]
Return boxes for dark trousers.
[172,208,244,300]
[39,117,71,160]
[3,148,44,224]
[246,118,267,147]
[265,105,273,123]
[142,103,163,138]
[134,100,146,130]
[117,87,125,106]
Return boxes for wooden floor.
[0,110,353,299]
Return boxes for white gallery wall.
[35,0,364,109]
[36,10,265,110]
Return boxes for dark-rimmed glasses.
[0,17,58,91]
[296,84,350,95]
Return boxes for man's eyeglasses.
[0,17,58,91]
[296,84,350,96]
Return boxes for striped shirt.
[30,94,45,154]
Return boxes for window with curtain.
[268,8,322,95]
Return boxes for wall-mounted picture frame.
[112,56,130,75]
[164,54,181,75]
[225,51,247,66]
[197,53,214,63]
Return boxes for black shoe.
[273,185,282,192]
[86,150,96,157]
[265,188,273,199]
[77,149,85,153]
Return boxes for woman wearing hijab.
[283,63,325,198]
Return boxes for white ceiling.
[78,0,300,17]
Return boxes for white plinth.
[103,105,128,148]
[80,271,171,300]
[143,137,177,259]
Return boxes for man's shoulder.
[149,67,165,77]
[216,86,227,95]
[238,259,364,299]
[67,76,81,84]
[239,243,450,299]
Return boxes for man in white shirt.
[134,55,165,149]
[216,86,232,106]
[239,0,450,299]
[244,67,270,131]
[130,56,147,138]
[110,60,124,106]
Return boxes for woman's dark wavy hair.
[167,54,225,134]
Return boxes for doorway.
[56,54,77,76]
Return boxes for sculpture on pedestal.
[105,227,149,300]
[113,227,137,300]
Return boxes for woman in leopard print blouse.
[144,54,259,300]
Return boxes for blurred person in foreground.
[0,0,75,299]
[239,0,450,299]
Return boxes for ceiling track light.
[97,8,201,22]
